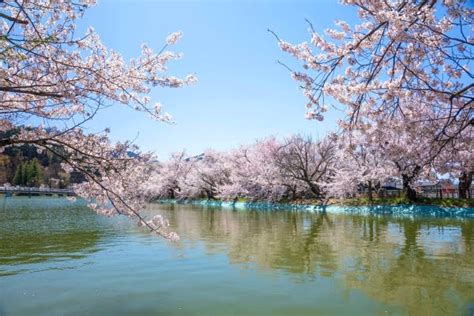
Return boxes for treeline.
[0,129,85,188]
[147,134,473,202]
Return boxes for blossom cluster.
[275,0,472,152]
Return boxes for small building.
[416,179,457,198]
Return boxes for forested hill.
[0,130,85,187]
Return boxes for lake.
[1,197,473,315]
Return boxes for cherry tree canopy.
[148,136,338,203]
[0,0,196,239]
[219,138,289,202]
[274,0,472,151]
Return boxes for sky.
[78,0,357,159]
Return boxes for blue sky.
[79,0,356,159]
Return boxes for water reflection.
[153,204,474,314]
[1,199,473,315]
[0,198,105,275]
[344,219,473,315]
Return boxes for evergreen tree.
[29,159,43,186]
[13,163,24,186]
[24,161,33,186]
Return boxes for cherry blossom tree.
[147,150,232,201]
[0,0,196,240]
[273,135,336,199]
[324,133,396,200]
[273,0,473,200]
[177,150,231,200]
[355,117,442,200]
[145,151,192,200]
[219,138,288,202]
[196,150,232,199]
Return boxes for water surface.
[1,197,473,315]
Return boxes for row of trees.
[147,131,472,202]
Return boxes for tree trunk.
[205,189,215,200]
[459,171,473,199]
[307,181,320,198]
[402,174,417,201]
[291,187,297,201]
[368,181,373,202]
[284,184,297,201]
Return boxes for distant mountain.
[184,153,204,162]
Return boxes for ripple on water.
[0,198,473,316]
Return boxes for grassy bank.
[329,197,474,208]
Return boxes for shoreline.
[154,198,474,219]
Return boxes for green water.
[0,197,473,315]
